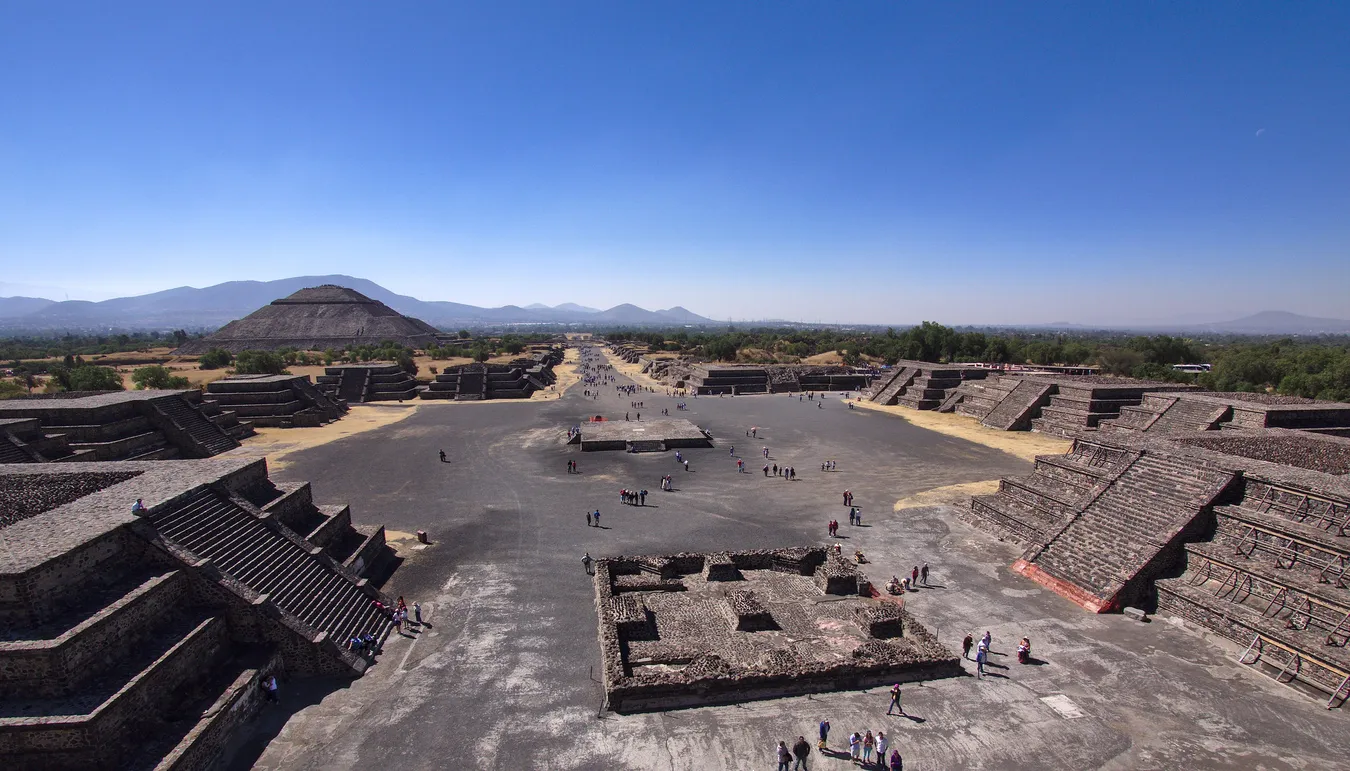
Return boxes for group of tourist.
[809,716,904,769]
[821,460,839,471]
[619,488,647,505]
[885,564,929,594]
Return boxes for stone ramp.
[0,434,35,463]
[150,488,391,667]
[981,380,1054,431]
[1013,452,1237,612]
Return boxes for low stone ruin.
[867,361,990,410]
[946,374,1199,435]
[593,548,959,712]
[204,373,347,427]
[1100,391,1350,438]
[317,364,419,403]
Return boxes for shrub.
[132,365,192,390]
[199,348,233,370]
[233,350,289,375]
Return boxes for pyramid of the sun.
[176,285,442,354]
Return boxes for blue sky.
[1,2,1347,324]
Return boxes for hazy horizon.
[3,3,1348,325]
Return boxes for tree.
[172,329,189,346]
[471,346,490,363]
[458,330,472,339]
[1097,348,1145,376]
[233,350,288,375]
[198,348,233,370]
[132,365,191,390]
[396,352,418,376]
[0,379,27,399]
[66,365,124,391]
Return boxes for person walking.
[962,634,974,660]
[921,563,929,586]
[587,510,593,527]
[911,566,920,587]
[593,510,601,528]
[975,643,987,678]
[792,736,811,770]
[438,449,447,463]
[776,741,792,771]
[982,630,992,651]
[887,683,903,715]
[583,553,594,575]
[818,719,830,751]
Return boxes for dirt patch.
[225,403,420,471]
[602,349,666,391]
[893,480,1000,511]
[855,400,1071,463]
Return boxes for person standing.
[792,735,810,770]
[593,510,601,528]
[889,749,903,770]
[583,553,594,575]
[640,489,647,505]
[911,566,920,587]
[962,634,974,660]
[818,719,830,751]
[413,602,423,626]
[849,732,861,762]
[587,510,593,527]
[976,643,987,678]
[888,683,903,715]
[920,563,929,586]
[863,731,875,763]
[876,732,888,764]
[776,741,792,771]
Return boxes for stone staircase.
[1014,452,1237,612]
[149,395,239,456]
[0,434,34,463]
[870,366,915,405]
[981,380,1055,431]
[336,369,369,403]
[149,488,391,660]
[1148,398,1230,434]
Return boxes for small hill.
[1200,311,1350,335]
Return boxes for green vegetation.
[0,331,197,360]
[131,365,191,390]
[198,348,233,369]
[48,361,124,391]
[232,350,289,376]
[608,323,1350,401]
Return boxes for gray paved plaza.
[227,365,1346,770]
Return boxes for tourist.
[962,634,974,660]
[773,464,778,475]
[863,730,875,763]
[640,489,647,505]
[413,602,423,626]
[789,467,796,480]
[438,449,447,463]
[683,460,689,472]
[975,644,987,678]
[583,552,594,575]
[593,510,601,527]
[1018,637,1032,664]
[889,749,903,770]
[764,464,770,476]
[818,719,830,750]
[982,630,992,651]
[131,498,147,515]
[921,564,929,586]
[876,731,888,762]
[587,510,593,527]
[776,741,792,771]
[849,732,862,762]
[886,575,902,594]
[261,674,279,703]
[792,735,811,770]
[852,507,861,526]
[911,566,919,587]
[888,683,903,715]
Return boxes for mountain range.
[0,275,716,331]
[1,276,1348,335]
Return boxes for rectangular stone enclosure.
[593,548,960,712]
[571,418,712,452]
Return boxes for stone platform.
[594,548,960,712]
[572,418,712,452]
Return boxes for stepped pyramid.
[176,285,442,354]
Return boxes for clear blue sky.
[2,2,1347,324]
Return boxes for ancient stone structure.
[175,285,445,354]
[968,430,1350,706]
[420,350,562,401]
[946,374,1199,435]
[1099,392,1350,437]
[570,418,712,452]
[866,361,989,410]
[317,364,419,403]
[0,458,396,769]
[682,364,868,395]
[0,391,250,462]
[204,374,347,428]
[593,548,959,712]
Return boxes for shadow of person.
[982,671,1009,679]
[1023,656,1048,666]
[596,525,612,530]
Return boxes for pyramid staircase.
[981,380,1055,430]
[870,366,915,405]
[149,395,239,456]
[147,488,392,665]
[1156,478,1350,707]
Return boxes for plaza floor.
[224,359,1346,771]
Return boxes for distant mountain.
[0,275,715,331]
[1197,311,1350,335]
[0,296,57,318]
